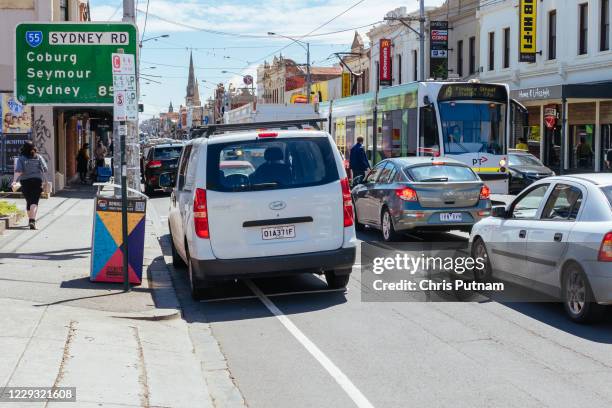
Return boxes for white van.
[168,120,357,298]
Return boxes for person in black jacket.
[349,137,370,180]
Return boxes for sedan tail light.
[395,187,418,201]
[147,160,162,169]
[480,185,491,200]
[598,232,612,262]
[340,177,353,227]
[194,188,210,239]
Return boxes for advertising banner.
[15,22,137,105]
[2,133,31,172]
[1,93,32,133]
[342,72,351,98]
[429,21,448,79]
[379,39,392,87]
[519,0,537,62]
[91,197,146,284]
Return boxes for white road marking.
[245,279,375,408]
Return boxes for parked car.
[142,143,184,195]
[351,157,492,241]
[167,122,357,298]
[508,149,554,194]
[470,174,612,323]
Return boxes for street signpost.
[15,22,137,105]
[111,52,136,292]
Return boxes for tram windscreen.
[439,101,505,155]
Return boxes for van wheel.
[168,226,186,268]
[325,270,351,289]
[562,263,603,324]
[381,209,399,242]
[471,238,492,282]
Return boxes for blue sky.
[91,0,443,119]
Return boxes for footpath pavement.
[0,186,242,407]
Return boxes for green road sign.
[15,22,137,105]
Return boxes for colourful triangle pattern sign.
[91,197,147,284]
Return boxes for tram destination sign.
[15,22,137,105]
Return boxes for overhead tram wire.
[141,0,151,43]
[107,3,122,21]
[252,0,371,64]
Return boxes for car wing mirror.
[491,206,507,218]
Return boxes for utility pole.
[306,42,311,104]
[115,0,139,291]
[384,0,426,81]
[419,0,425,81]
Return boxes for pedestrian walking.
[76,143,90,184]
[349,136,370,181]
[605,149,612,172]
[94,140,107,168]
[12,141,48,230]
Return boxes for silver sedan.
[470,173,612,323]
[352,157,492,241]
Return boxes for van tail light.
[396,187,418,201]
[147,160,162,168]
[480,185,491,200]
[340,177,353,227]
[194,188,210,239]
[598,232,612,262]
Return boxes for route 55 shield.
[25,31,43,47]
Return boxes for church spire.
[186,51,198,106]
[168,101,173,113]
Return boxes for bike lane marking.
[245,279,375,408]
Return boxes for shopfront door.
[569,125,595,172]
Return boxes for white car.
[470,174,612,323]
[167,122,357,298]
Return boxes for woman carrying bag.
[12,141,48,230]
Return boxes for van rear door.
[205,136,344,259]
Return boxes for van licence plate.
[261,225,295,240]
[440,213,463,222]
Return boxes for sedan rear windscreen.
[602,186,612,207]
[207,137,339,192]
[406,164,479,182]
[154,146,183,160]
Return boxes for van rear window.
[602,186,612,208]
[207,137,339,192]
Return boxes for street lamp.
[267,32,311,103]
[139,34,169,47]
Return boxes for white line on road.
[245,279,375,408]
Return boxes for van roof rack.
[190,118,327,138]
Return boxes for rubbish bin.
[90,188,147,284]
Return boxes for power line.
[107,3,122,21]
[141,60,248,70]
[135,8,270,38]
[141,0,151,43]
[253,0,371,64]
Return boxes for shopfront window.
[570,125,595,170]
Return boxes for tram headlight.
[499,158,507,172]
